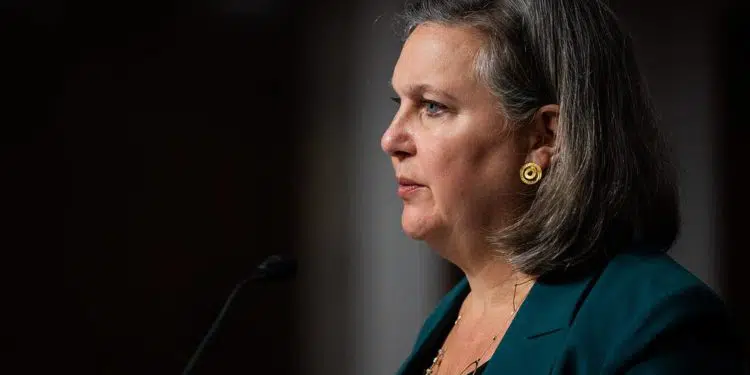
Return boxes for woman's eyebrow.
[390,82,458,102]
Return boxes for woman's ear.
[527,104,559,170]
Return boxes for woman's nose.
[381,116,416,160]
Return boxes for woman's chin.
[402,227,427,240]
[400,211,434,240]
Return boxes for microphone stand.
[181,255,297,375]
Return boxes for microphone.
[181,254,297,375]
[248,254,298,282]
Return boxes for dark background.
[2,0,748,373]
[720,2,750,358]
[4,0,306,373]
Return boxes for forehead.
[392,23,484,92]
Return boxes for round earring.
[520,162,542,185]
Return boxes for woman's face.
[382,23,528,250]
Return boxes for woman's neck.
[431,234,536,315]
[459,255,536,317]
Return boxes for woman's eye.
[423,100,446,116]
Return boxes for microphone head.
[251,254,297,281]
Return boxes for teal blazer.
[397,249,747,374]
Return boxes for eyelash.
[390,97,448,117]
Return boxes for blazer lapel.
[396,278,470,375]
[397,269,601,375]
[483,271,600,375]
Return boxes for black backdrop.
[4,0,305,373]
[721,4,750,356]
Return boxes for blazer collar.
[484,269,601,374]
[396,278,469,375]
[398,269,601,375]
[513,270,600,338]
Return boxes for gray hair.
[396,0,680,275]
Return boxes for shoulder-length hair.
[397,0,680,275]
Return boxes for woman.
[381,0,746,374]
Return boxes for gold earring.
[520,162,542,185]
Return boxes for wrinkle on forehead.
[392,23,485,100]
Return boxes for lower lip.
[398,184,424,198]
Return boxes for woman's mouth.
[397,177,425,198]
